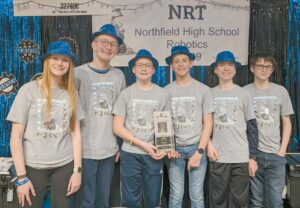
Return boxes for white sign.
[93,0,250,66]
[14,0,112,16]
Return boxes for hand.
[249,159,258,176]
[66,172,81,196]
[140,142,158,156]
[277,149,286,157]
[151,151,167,160]
[187,152,201,171]
[115,151,120,162]
[17,179,36,207]
[167,150,180,159]
[207,142,218,161]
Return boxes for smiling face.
[48,55,70,79]
[170,54,193,79]
[214,61,236,82]
[92,34,119,63]
[132,58,155,83]
[250,58,274,82]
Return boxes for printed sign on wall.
[93,0,250,66]
[14,0,112,16]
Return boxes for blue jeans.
[73,157,115,208]
[120,150,163,208]
[250,150,286,208]
[168,143,207,208]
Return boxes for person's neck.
[218,80,234,90]
[175,74,192,86]
[136,80,153,90]
[254,79,271,89]
[50,76,62,88]
[90,59,111,70]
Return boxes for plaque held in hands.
[153,111,175,152]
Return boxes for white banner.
[14,0,112,16]
[93,0,250,66]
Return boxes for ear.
[250,65,255,73]
[170,64,174,71]
[188,60,194,68]
[214,68,217,74]
[91,41,96,50]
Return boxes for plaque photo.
[153,111,175,152]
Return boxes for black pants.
[24,162,73,208]
[209,162,249,208]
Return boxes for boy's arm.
[246,119,258,159]
[278,115,292,156]
[187,113,213,170]
[113,115,164,160]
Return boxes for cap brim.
[129,56,159,70]
[210,61,241,70]
[43,51,77,62]
[165,52,195,65]
[91,32,123,45]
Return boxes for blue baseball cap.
[128,49,159,70]
[91,24,123,45]
[210,51,241,70]
[44,41,76,61]
[165,45,195,65]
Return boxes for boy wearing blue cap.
[8,41,83,207]
[164,45,213,208]
[207,51,258,208]
[244,54,293,208]
[73,24,126,208]
[113,49,168,208]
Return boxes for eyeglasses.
[135,63,154,70]
[94,39,118,49]
[254,64,273,71]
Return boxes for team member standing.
[8,41,83,208]
[113,49,168,208]
[245,54,294,208]
[74,24,126,208]
[165,46,213,208]
[208,51,258,208]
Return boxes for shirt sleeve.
[281,87,294,116]
[246,119,258,158]
[6,84,30,125]
[112,90,127,117]
[203,88,214,114]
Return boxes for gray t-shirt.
[211,84,255,163]
[244,83,294,153]
[112,83,169,155]
[6,81,84,169]
[74,64,126,159]
[165,79,214,146]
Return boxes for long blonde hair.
[41,56,77,131]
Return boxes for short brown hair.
[249,53,276,67]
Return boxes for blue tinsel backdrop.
[0,0,300,157]
[0,0,41,156]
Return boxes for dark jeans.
[250,151,286,208]
[209,162,249,208]
[120,150,163,208]
[24,162,73,208]
[73,156,115,208]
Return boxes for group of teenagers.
[7,23,294,208]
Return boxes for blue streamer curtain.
[287,0,300,152]
[0,0,41,157]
